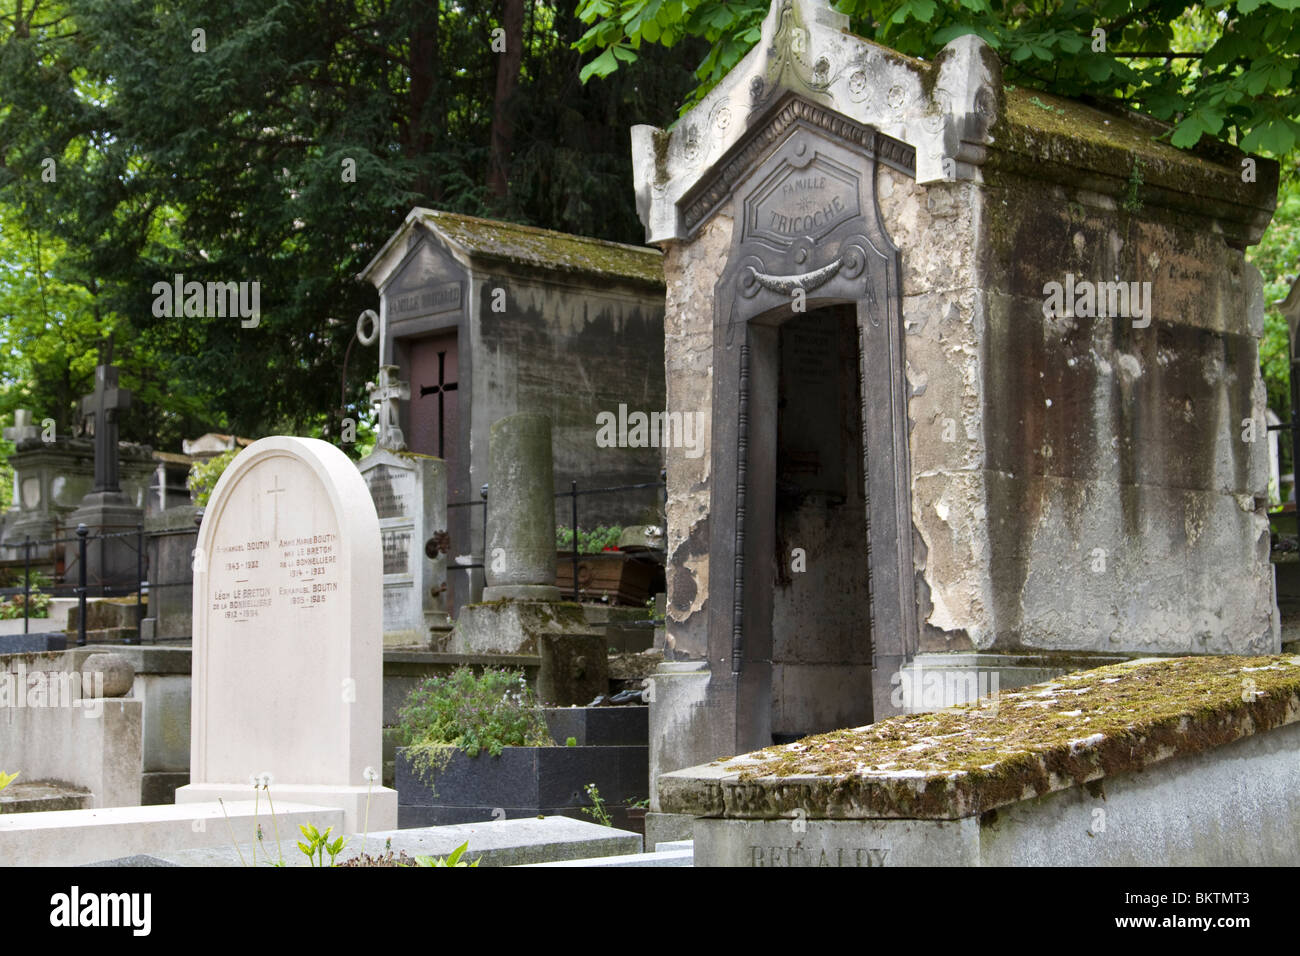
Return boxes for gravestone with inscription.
[358,454,449,646]
[357,366,450,646]
[175,436,397,831]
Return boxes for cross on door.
[418,351,457,459]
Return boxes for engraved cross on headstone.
[418,352,457,458]
[266,473,287,540]
[80,342,132,494]
[369,365,409,452]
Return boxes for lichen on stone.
[660,656,1300,820]
[419,209,664,286]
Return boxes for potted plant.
[554,525,665,605]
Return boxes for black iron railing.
[0,524,192,646]
[448,473,667,601]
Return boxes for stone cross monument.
[65,338,145,595]
[82,341,133,493]
[3,409,41,445]
[369,365,409,452]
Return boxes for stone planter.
[395,745,648,830]
[554,551,664,605]
[395,704,649,829]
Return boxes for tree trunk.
[408,0,442,202]
[488,0,524,201]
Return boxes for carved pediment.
[679,92,915,238]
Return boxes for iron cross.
[418,351,457,459]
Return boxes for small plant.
[565,736,578,747]
[1123,159,1145,213]
[297,823,348,867]
[581,783,613,827]
[396,667,553,758]
[0,571,53,620]
[629,797,650,810]
[1027,94,1065,116]
[556,525,623,554]
[413,842,481,867]
[187,448,240,507]
[397,667,553,790]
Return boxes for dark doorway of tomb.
[770,304,874,743]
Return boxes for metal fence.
[0,523,192,646]
[1,472,669,643]
[448,472,667,601]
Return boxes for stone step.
[0,800,345,867]
[150,815,641,867]
[65,599,144,633]
[0,781,92,814]
[518,847,693,867]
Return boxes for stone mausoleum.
[636,0,1281,805]
[359,210,666,612]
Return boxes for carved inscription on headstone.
[382,530,411,575]
[206,460,342,623]
[364,464,412,520]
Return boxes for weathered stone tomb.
[634,0,1281,790]
[358,210,667,613]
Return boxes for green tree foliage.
[0,0,697,450]
[577,0,1300,470]
[576,1,1300,156]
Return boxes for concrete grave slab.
[154,815,640,867]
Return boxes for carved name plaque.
[382,529,412,575]
[745,154,861,247]
[391,281,461,321]
[385,242,464,322]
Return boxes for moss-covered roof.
[412,208,663,286]
[988,87,1275,242]
[658,655,1300,820]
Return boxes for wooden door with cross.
[406,330,461,495]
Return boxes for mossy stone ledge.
[659,656,1300,821]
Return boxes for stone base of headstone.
[0,632,67,653]
[482,583,562,601]
[537,633,608,706]
[65,491,145,591]
[141,772,189,806]
[0,512,58,562]
[644,811,696,847]
[449,599,599,655]
[145,504,201,640]
[175,784,396,833]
